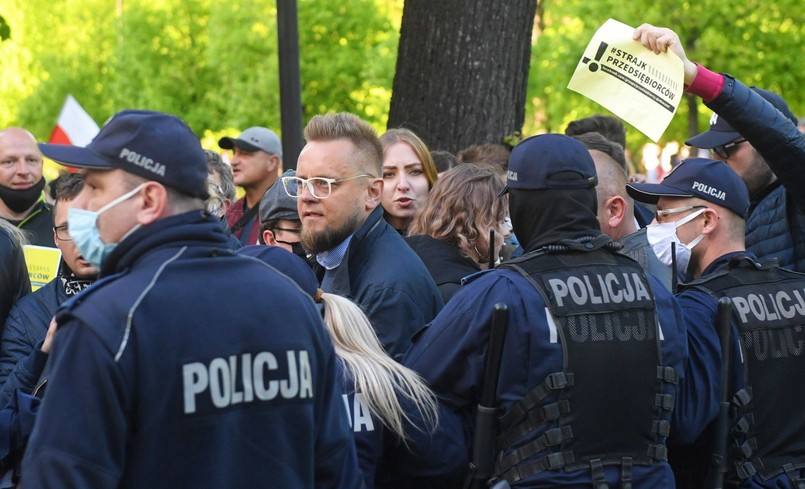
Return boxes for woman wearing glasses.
[378,129,438,234]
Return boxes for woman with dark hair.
[379,128,438,233]
[407,163,509,303]
[0,220,29,331]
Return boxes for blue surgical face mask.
[67,184,145,269]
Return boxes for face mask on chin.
[646,208,706,278]
[0,178,46,214]
[276,239,316,267]
[67,184,145,269]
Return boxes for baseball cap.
[686,87,798,149]
[259,169,299,224]
[500,134,597,195]
[218,127,282,157]
[39,110,209,199]
[626,158,749,218]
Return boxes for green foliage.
[0,0,803,164]
[0,0,399,142]
[527,0,805,165]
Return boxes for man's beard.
[301,208,363,255]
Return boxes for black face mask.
[277,239,316,268]
[0,178,45,214]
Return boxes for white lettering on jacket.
[182,350,312,414]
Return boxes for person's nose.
[15,159,31,177]
[397,173,409,191]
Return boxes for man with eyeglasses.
[629,157,805,488]
[635,24,805,274]
[287,112,442,360]
[0,173,97,403]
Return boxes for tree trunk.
[388,0,537,153]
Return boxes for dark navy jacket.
[404,254,688,488]
[705,76,805,272]
[0,227,29,334]
[338,363,468,489]
[405,235,480,304]
[323,206,443,359]
[0,278,64,407]
[21,211,364,489]
[673,252,804,488]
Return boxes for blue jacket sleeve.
[21,318,129,488]
[0,307,49,407]
[706,76,805,208]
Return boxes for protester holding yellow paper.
[567,19,685,142]
[634,23,805,489]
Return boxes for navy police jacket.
[405,250,688,488]
[21,211,364,489]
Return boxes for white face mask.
[646,208,706,277]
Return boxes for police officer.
[405,134,688,488]
[628,158,805,488]
[21,110,363,489]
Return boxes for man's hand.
[41,317,58,354]
[633,23,698,85]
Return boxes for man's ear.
[606,195,627,228]
[701,207,720,235]
[263,229,278,246]
[365,177,383,211]
[136,182,168,225]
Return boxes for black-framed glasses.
[282,174,373,199]
[53,225,72,241]
[273,226,301,234]
[710,139,746,159]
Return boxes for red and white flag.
[48,95,99,147]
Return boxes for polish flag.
[48,95,99,147]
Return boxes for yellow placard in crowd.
[23,245,62,292]
[567,18,685,142]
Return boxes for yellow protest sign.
[23,245,62,292]
[567,18,685,142]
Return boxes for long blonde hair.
[319,292,438,441]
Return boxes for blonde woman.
[406,163,510,303]
[318,291,468,489]
[379,128,438,233]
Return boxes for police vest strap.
[499,451,574,485]
[497,400,570,449]
[652,420,671,437]
[621,457,634,489]
[496,425,573,474]
[782,463,805,489]
[590,458,609,489]
[732,387,751,406]
[655,393,674,411]
[735,460,757,479]
[734,415,751,434]
[647,443,668,461]
[656,366,679,384]
[499,372,574,429]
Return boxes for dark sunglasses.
[710,138,746,159]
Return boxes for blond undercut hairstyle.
[319,292,439,442]
[408,163,507,263]
[303,113,383,177]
